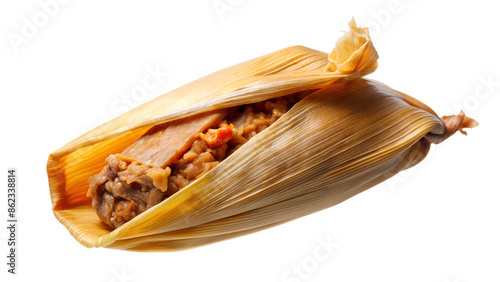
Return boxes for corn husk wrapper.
[47,20,471,251]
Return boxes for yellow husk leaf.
[47,19,469,251]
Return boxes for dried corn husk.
[47,19,476,251]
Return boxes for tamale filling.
[87,93,307,229]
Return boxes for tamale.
[47,19,477,251]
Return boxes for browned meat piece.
[122,111,227,167]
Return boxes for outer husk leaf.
[47,20,450,251]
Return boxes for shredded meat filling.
[87,94,306,229]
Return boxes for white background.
[1,1,499,281]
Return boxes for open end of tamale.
[87,91,315,229]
